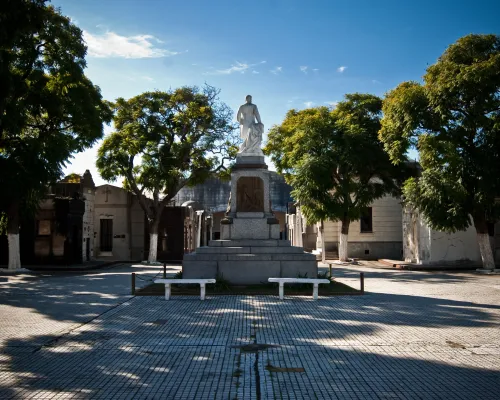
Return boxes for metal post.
[279,283,284,300]
[163,263,167,279]
[360,272,365,294]
[165,284,171,300]
[200,283,206,301]
[131,273,136,295]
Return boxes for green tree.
[379,34,500,271]
[265,94,403,261]
[0,1,112,269]
[96,86,238,262]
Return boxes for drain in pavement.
[446,340,466,349]
[231,344,278,353]
[266,364,305,373]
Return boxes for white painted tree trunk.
[320,221,326,264]
[339,233,348,262]
[148,232,158,263]
[476,232,495,270]
[8,233,21,270]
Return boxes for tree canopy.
[0,0,112,268]
[379,33,500,269]
[265,93,404,260]
[96,85,239,261]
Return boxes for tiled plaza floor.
[0,263,499,399]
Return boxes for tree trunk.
[7,202,21,270]
[148,221,159,263]
[320,220,326,264]
[339,215,350,262]
[473,216,495,270]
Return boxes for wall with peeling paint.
[403,207,482,265]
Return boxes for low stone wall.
[347,241,403,260]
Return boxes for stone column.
[195,210,204,249]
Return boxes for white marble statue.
[236,95,264,155]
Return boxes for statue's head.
[245,95,252,103]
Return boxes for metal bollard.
[360,272,364,294]
[131,273,136,295]
[163,263,167,279]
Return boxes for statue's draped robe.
[236,103,264,155]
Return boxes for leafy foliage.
[96,85,238,260]
[213,272,231,292]
[0,0,112,236]
[379,34,500,234]
[265,94,405,226]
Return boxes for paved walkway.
[0,262,499,399]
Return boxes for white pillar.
[195,210,204,249]
[279,282,284,300]
[165,283,171,300]
[313,283,319,300]
[200,283,206,300]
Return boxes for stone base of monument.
[183,239,317,284]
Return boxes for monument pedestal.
[182,155,317,284]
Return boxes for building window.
[360,207,373,233]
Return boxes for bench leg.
[165,284,171,301]
[313,283,319,300]
[279,282,284,300]
[200,283,206,301]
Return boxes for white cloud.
[299,66,308,74]
[304,101,315,108]
[270,66,283,75]
[325,101,338,108]
[252,70,259,74]
[83,30,181,58]
[313,68,319,73]
[337,66,347,73]
[207,61,266,75]
[372,79,381,84]
[141,76,154,82]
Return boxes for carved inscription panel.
[237,177,264,212]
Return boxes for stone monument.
[183,95,317,284]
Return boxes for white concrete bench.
[154,279,216,300]
[268,278,331,300]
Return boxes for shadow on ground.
[1,287,499,398]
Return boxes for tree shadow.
[0,291,499,398]
[325,263,494,285]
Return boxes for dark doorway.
[100,219,113,252]
[156,207,185,261]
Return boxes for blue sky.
[54,0,500,186]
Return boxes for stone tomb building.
[0,171,188,265]
[0,171,95,265]
[94,184,186,261]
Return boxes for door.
[100,219,113,252]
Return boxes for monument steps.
[196,245,307,254]
[184,253,316,262]
[208,239,291,247]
